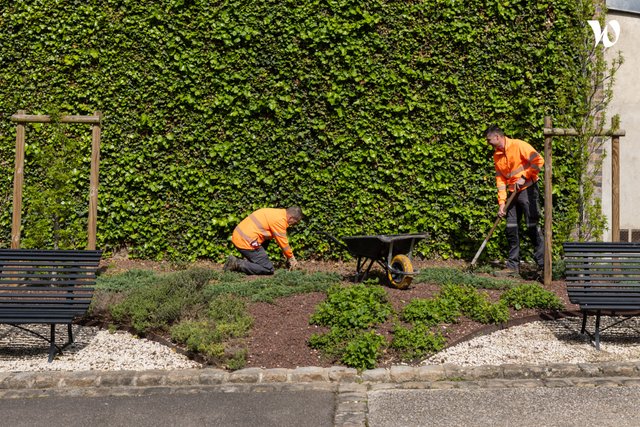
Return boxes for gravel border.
[0,324,200,372]
[423,316,640,367]
[2,315,640,377]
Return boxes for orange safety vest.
[231,208,293,258]
[494,137,544,205]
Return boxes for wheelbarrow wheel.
[388,254,413,289]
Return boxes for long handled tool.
[470,188,519,267]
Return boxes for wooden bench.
[563,242,640,349]
[0,249,102,362]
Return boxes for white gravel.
[0,324,201,372]
[3,316,640,372]
[423,316,640,367]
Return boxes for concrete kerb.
[2,361,640,394]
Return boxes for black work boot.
[223,255,239,272]
[493,266,520,278]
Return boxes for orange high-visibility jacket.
[494,137,544,205]
[232,208,293,258]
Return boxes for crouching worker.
[223,206,302,275]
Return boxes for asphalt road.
[368,386,640,427]
[4,384,640,427]
[0,390,335,427]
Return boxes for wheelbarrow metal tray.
[341,234,428,261]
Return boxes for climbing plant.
[0,0,600,260]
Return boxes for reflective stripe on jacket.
[231,208,293,258]
[494,137,544,204]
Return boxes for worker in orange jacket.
[223,206,302,275]
[484,125,544,279]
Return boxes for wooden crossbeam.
[10,114,101,124]
[543,127,626,137]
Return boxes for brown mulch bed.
[100,257,577,369]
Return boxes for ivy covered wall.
[0,0,595,261]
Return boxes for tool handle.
[470,188,519,266]
[471,217,501,265]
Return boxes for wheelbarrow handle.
[320,231,350,252]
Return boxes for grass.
[414,267,520,289]
[204,269,341,303]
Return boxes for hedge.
[0,0,596,261]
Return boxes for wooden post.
[88,112,102,250]
[611,117,621,242]
[543,116,553,286]
[11,110,26,249]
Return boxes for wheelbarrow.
[326,233,428,289]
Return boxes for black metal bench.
[563,242,640,349]
[0,249,102,362]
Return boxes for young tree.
[21,112,89,249]
[554,1,623,242]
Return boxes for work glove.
[287,256,299,271]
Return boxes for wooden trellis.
[9,110,102,250]
[542,116,625,286]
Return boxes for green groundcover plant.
[93,266,564,370]
[94,267,340,368]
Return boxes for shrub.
[308,284,393,368]
[391,323,446,361]
[340,330,387,371]
[401,284,510,327]
[170,321,226,358]
[308,327,349,360]
[439,284,509,324]
[500,284,564,310]
[109,268,216,333]
[401,297,461,325]
[170,294,253,367]
[464,298,510,324]
[310,284,392,330]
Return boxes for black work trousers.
[505,182,544,271]
[236,241,275,275]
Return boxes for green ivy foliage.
[0,0,595,260]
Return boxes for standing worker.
[223,206,302,275]
[484,125,544,279]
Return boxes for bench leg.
[68,324,74,345]
[48,324,57,363]
[594,312,602,350]
[581,312,587,334]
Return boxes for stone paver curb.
[3,363,640,427]
[3,362,640,392]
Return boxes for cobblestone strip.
[334,383,368,427]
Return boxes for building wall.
[602,5,640,241]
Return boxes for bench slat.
[0,301,92,306]
[0,311,85,316]
[0,266,95,277]
[0,280,95,287]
